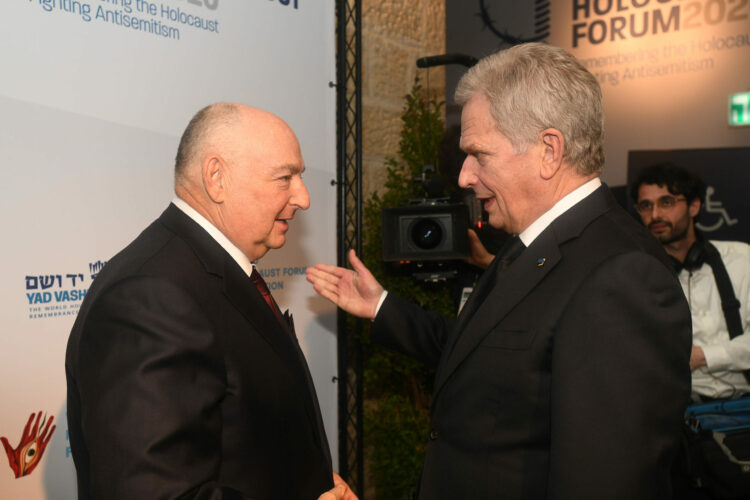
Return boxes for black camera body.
[380,165,484,281]
[382,201,469,262]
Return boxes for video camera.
[382,165,484,281]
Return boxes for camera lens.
[411,218,443,250]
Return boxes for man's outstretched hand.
[317,472,358,500]
[306,249,384,320]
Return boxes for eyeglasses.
[634,195,687,214]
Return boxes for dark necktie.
[496,235,526,272]
[457,235,525,322]
[478,235,525,302]
[250,268,284,325]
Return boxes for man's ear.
[203,156,226,203]
[539,128,565,180]
[688,197,701,218]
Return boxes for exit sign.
[729,92,750,126]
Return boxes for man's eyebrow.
[271,164,305,175]
[460,140,481,154]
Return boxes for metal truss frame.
[335,0,364,496]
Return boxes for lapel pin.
[537,257,546,267]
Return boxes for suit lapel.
[433,185,616,395]
[222,262,303,364]
[158,204,302,365]
[223,262,331,461]
[434,235,561,393]
[453,253,502,332]
[158,204,331,461]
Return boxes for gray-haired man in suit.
[307,44,691,500]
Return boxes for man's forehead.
[638,183,671,199]
[459,106,495,150]
[461,94,491,121]
[460,112,482,133]
[459,131,482,153]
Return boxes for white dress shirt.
[172,197,256,276]
[685,240,750,399]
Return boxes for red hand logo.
[1,412,56,478]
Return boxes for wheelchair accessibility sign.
[696,186,739,233]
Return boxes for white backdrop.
[0,1,339,498]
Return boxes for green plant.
[361,82,456,499]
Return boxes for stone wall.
[362,0,445,200]
[357,3,445,498]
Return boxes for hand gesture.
[317,472,358,500]
[306,249,384,320]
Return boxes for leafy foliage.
[361,83,456,499]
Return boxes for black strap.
[703,242,749,382]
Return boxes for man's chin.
[487,213,508,232]
[267,233,287,250]
[654,231,685,245]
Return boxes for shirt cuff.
[702,343,731,371]
[373,290,388,320]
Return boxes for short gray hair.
[455,43,604,176]
[174,102,242,180]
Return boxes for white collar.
[519,177,602,246]
[172,196,255,276]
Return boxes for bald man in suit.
[66,103,354,500]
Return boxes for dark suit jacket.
[372,185,692,499]
[66,204,333,499]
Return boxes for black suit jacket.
[372,185,692,499]
[66,204,333,499]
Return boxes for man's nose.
[650,203,666,218]
[639,207,656,224]
[458,157,476,189]
[293,178,310,210]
